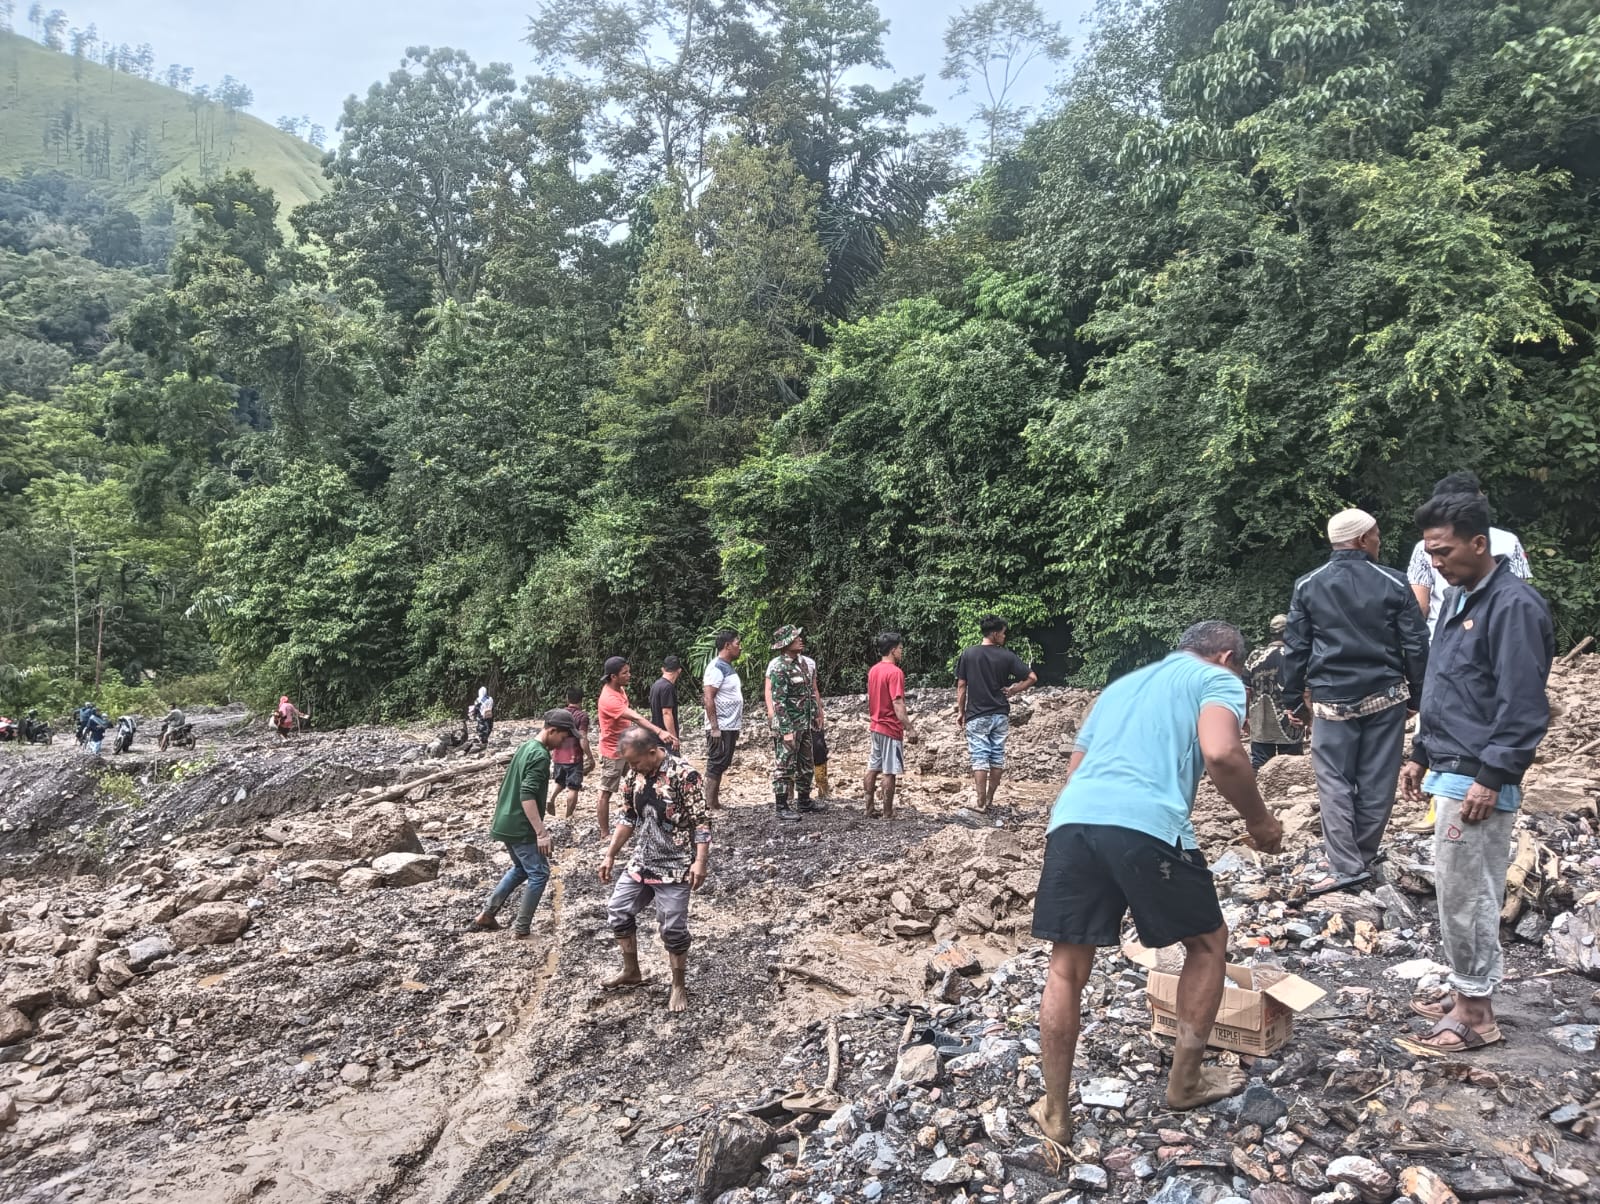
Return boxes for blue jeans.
[965,713,1009,769]
[484,840,550,934]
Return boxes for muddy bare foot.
[601,969,648,990]
[1166,1065,1247,1109]
[668,984,688,1012]
[1028,1097,1072,1147]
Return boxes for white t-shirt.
[1408,528,1531,636]
[702,657,744,731]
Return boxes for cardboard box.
[1124,941,1326,1056]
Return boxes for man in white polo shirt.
[1408,470,1530,638]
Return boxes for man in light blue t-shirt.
[1027,621,1283,1152]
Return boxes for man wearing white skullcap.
[1278,508,1430,895]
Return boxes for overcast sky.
[34,0,1093,142]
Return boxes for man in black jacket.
[1280,508,1429,893]
[1396,492,1553,1055]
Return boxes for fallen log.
[1500,831,1539,924]
[363,752,514,805]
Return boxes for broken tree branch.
[767,962,855,996]
[363,752,513,805]
[824,1018,841,1093]
[1501,831,1539,924]
[1561,635,1594,665]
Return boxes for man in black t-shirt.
[955,615,1037,811]
[649,657,683,748]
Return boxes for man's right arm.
[1198,705,1282,853]
[702,678,721,735]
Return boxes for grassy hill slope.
[0,31,328,214]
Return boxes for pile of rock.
[821,827,1041,942]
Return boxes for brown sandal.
[1395,1017,1502,1057]
[1410,995,1451,1021]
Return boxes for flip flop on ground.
[1410,995,1452,1021]
[1302,872,1372,897]
[1394,1017,1503,1057]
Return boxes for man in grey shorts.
[599,726,712,1012]
[864,631,912,819]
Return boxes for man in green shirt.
[469,709,577,938]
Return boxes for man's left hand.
[1461,782,1498,823]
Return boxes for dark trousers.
[1310,705,1407,879]
[1250,741,1304,770]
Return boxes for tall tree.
[942,0,1069,162]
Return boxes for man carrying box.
[1028,621,1284,1149]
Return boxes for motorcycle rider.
[75,701,94,744]
[159,705,189,751]
[114,714,138,754]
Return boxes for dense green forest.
[1,0,1597,721]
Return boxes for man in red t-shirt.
[865,631,912,819]
[596,657,677,839]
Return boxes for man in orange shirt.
[596,656,677,838]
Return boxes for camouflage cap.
[770,623,805,651]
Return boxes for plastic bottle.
[1252,936,1288,990]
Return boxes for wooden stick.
[824,1018,841,1092]
[1500,831,1539,923]
[1561,635,1594,665]
[768,962,855,996]
[362,752,513,805]
[1563,735,1600,761]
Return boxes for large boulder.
[371,852,440,888]
[0,1005,34,1046]
[695,1114,775,1201]
[170,901,251,947]
[281,802,423,863]
[125,934,175,969]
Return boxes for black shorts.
[1031,824,1223,949]
[553,762,584,791]
[706,730,739,778]
[810,728,828,764]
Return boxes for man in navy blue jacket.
[1398,491,1554,1056]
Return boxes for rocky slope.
[1,665,1598,1203]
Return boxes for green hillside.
[0,30,328,214]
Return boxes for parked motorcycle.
[113,715,138,755]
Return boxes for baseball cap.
[602,656,629,679]
[543,708,578,734]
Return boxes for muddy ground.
[1,670,1598,1204]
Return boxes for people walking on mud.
[1280,509,1429,896]
[469,708,577,938]
[766,625,825,821]
[1028,621,1283,1151]
[81,708,109,755]
[955,615,1037,811]
[1397,492,1553,1056]
[598,725,711,1013]
[74,701,94,744]
[701,629,744,811]
[551,686,595,819]
[1245,615,1304,770]
[596,657,678,839]
[468,685,495,747]
[272,695,308,738]
[864,630,911,819]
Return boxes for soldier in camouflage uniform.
[1246,614,1306,771]
[766,624,826,821]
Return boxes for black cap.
[663,655,681,671]
[543,708,578,734]
[602,656,629,679]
